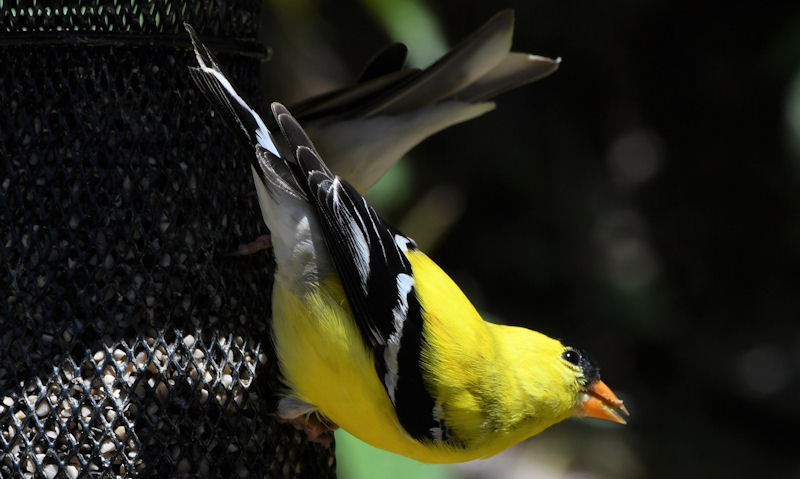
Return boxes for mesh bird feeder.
[0,1,336,477]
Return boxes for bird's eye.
[562,349,581,366]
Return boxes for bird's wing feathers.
[298,10,514,120]
[290,69,419,123]
[455,53,561,103]
[358,42,409,82]
[253,146,305,202]
[273,110,453,443]
[291,9,559,124]
[275,107,413,346]
[368,9,515,116]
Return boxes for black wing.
[270,105,454,443]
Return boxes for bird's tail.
[186,23,334,281]
[184,23,279,159]
[185,23,304,201]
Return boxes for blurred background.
[257,1,800,478]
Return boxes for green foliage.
[335,430,455,479]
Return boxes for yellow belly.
[271,274,479,463]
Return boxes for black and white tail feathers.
[184,24,279,161]
[186,23,310,202]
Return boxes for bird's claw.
[227,234,273,256]
[280,412,338,447]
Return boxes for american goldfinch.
[186,24,627,464]
[288,9,560,193]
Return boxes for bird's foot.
[227,234,272,256]
[281,412,339,447]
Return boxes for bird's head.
[559,346,629,424]
[503,328,629,429]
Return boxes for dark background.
[258,2,800,478]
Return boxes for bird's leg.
[227,233,272,256]
[277,397,338,446]
[282,412,339,447]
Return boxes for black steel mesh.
[1,1,255,36]
[0,2,336,477]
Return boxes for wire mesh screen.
[0,1,336,477]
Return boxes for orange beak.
[578,379,629,424]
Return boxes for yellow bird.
[186,24,628,464]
